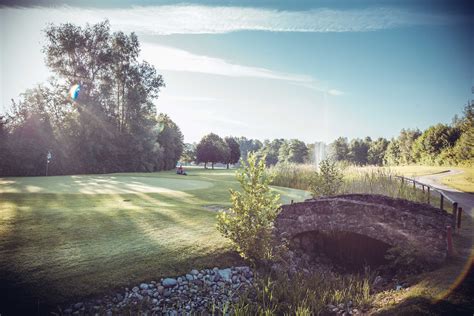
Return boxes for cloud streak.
[140,43,341,94]
[1,5,458,35]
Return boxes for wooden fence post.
[427,187,431,204]
[413,180,416,189]
[457,207,463,229]
[446,225,453,257]
[452,202,458,233]
[440,194,444,211]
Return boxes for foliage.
[451,102,474,164]
[412,124,460,165]
[0,21,185,176]
[278,139,309,164]
[216,153,281,262]
[236,137,263,163]
[384,139,402,165]
[196,133,229,169]
[180,143,197,164]
[309,159,344,197]
[156,114,184,170]
[397,129,421,164]
[224,137,241,168]
[229,271,373,315]
[330,137,350,162]
[367,138,389,165]
[348,137,370,165]
[257,138,285,166]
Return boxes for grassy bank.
[378,165,474,193]
[0,168,310,311]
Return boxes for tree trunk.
[226,163,229,169]
[212,162,214,169]
[204,162,207,169]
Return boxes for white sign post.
[46,151,52,176]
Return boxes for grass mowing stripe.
[0,169,310,309]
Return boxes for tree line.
[0,21,183,177]
[182,135,315,168]
[330,102,473,166]
[183,101,473,169]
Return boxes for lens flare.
[69,84,81,101]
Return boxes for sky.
[0,1,473,144]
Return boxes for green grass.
[0,168,310,308]
[374,165,473,194]
[440,167,474,193]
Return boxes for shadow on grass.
[0,191,244,315]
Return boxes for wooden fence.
[391,175,463,252]
[297,174,464,256]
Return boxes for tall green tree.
[224,137,241,169]
[412,124,460,164]
[384,139,401,165]
[156,114,184,170]
[1,21,183,176]
[278,139,308,164]
[398,129,421,164]
[348,138,370,165]
[181,143,197,164]
[43,20,164,174]
[258,138,284,166]
[330,137,350,162]
[450,101,474,163]
[367,138,389,165]
[196,133,229,169]
[236,137,262,162]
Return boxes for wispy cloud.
[140,43,341,95]
[1,5,458,35]
[327,89,344,96]
[141,43,312,81]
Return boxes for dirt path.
[415,170,474,213]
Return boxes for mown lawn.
[0,168,310,312]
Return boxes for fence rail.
[391,175,463,253]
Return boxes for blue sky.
[1,1,472,143]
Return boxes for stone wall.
[275,194,453,264]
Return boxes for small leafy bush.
[309,159,344,197]
[217,152,281,263]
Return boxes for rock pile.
[62,266,254,315]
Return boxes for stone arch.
[275,194,453,264]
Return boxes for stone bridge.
[275,194,454,264]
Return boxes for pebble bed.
[61,266,254,315]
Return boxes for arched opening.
[291,230,391,272]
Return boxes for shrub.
[216,152,281,263]
[309,159,344,197]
